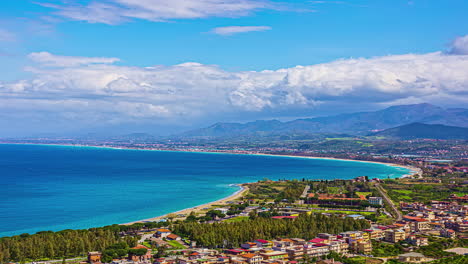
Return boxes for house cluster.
[152,231,372,264]
[151,228,183,246]
[399,200,468,238]
[86,245,153,264]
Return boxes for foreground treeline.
[0,222,166,263]
[173,213,370,248]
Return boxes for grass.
[347,257,384,264]
[224,216,249,223]
[327,186,345,194]
[325,137,355,141]
[394,190,413,195]
[142,241,152,249]
[310,209,374,216]
[356,192,372,197]
[167,240,186,249]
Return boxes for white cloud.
[449,35,468,55]
[1,41,468,132]
[211,26,272,36]
[39,0,274,25]
[28,52,120,67]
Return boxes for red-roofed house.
[255,239,273,247]
[309,238,327,243]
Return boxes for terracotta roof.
[241,253,257,259]
[167,234,179,239]
[157,229,171,233]
[132,245,150,249]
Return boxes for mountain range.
[180,103,468,138]
[370,123,468,140]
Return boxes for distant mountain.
[180,103,468,138]
[369,123,468,140]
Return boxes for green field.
[167,240,186,249]
[394,190,413,195]
[327,186,345,194]
[310,209,374,216]
[224,216,249,223]
[356,192,372,197]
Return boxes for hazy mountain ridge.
[180,103,468,138]
[369,123,468,140]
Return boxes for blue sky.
[0,0,467,136]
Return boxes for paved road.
[300,185,310,198]
[375,183,402,221]
[139,233,154,243]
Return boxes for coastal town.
[2,0,468,263]
[2,159,464,264]
[81,170,466,264]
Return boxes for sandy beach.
[1,143,421,225]
[124,183,250,224]
[123,153,421,225]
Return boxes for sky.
[0,0,467,137]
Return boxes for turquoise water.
[0,144,410,237]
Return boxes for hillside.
[180,103,468,138]
[370,123,468,140]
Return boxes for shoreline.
[0,142,421,226]
[124,183,250,224]
[0,142,421,176]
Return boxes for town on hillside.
[4,162,465,264]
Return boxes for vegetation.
[417,237,468,258]
[167,240,185,249]
[0,222,169,263]
[382,179,468,204]
[173,213,369,248]
[371,240,405,257]
[246,180,307,203]
[224,216,249,223]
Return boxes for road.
[300,185,310,198]
[375,183,402,221]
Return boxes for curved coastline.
[0,142,420,228]
[0,142,420,177]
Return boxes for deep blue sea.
[0,144,410,237]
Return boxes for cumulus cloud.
[28,52,120,67]
[1,42,468,133]
[38,0,274,25]
[211,26,272,36]
[449,35,468,55]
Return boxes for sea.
[0,144,411,237]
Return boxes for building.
[167,233,182,241]
[254,239,273,247]
[346,214,365,220]
[316,260,343,264]
[406,235,428,247]
[155,229,172,238]
[384,229,406,243]
[398,252,432,263]
[239,253,263,264]
[350,240,372,254]
[128,245,152,262]
[87,252,102,264]
[259,251,288,260]
[440,229,456,238]
[363,229,384,240]
[368,197,383,206]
